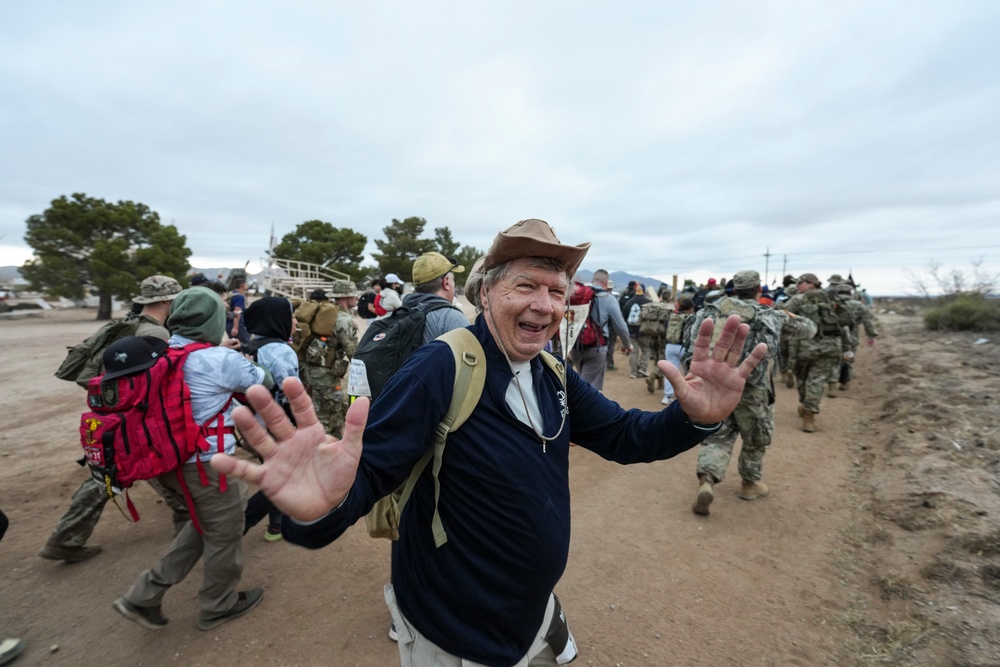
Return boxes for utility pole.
[782,254,788,284]
[763,247,771,285]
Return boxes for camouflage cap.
[732,270,761,290]
[327,279,360,299]
[134,275,182,304]
[834,282,854,294]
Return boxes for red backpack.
[79,337,230,533]
[571,284,606,349]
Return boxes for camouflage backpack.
[665,311,689,345]
[799,289,852,337]
[638,302,672,342]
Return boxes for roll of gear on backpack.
[355,327,567,545]
[78,336,235,534]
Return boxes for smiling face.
[481,257,569,362]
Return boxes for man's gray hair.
[470,256,569,313]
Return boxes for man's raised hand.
[210,378,367,522]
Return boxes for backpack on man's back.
[55,317,145,388]
[570,284,606,349]
[347,300,456,401]
[638,301,672,342]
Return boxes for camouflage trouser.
[47,475,189,548]
[303,363,347,438]
[646,336,666,381]
[696,386,774,484]
[795,338,841,414]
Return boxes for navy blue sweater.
[284,316,715,666]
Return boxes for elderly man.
[212,219,765,667]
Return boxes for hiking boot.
[827,383,838,398]
[198,588,264,631]
[388,620,399,642]
[796,403,805,418]
[264,526,283,542]
[839,380,850,391]
[802,412,817,433]
[691,474,714,515]
[645,376,656,393]
[784,371,795,388]
[113,598,168,630]
[38,543,101,563]
[738,480,769,501]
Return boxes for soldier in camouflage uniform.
[832,282,878,391]
[778,273,850,432]
[690,271,817,515]
[302,280,359,438]
[40,275,190,563]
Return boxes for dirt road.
[0,305,993,666]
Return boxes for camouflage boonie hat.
[327,280,360,298]
[134,275,182,304]
[732,270,761,290]
[834,282,854,295]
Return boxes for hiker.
[40,275,190,563]
[113,286,269,632]
[241,296,298,542]
[212,218,765,666]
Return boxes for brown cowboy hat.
[482,219,590,277]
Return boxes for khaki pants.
[385,584,560,667]
[123,464,247,615]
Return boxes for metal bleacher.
[260,258,351,301]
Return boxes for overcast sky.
[2,1,998,295]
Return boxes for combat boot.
[827,382,838,398]
[645,375,656,393]
[657,376,664,390]
[784,371,795,388]
[738,480,769,501]
[691,474,714,515]
[39,543,102,563]
[839,380,850,391]
[802,412,817,433]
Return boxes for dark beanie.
[167,287,225,345]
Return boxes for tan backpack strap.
[397,328,486,547]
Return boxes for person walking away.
[568,269,632,391]
[831,282,877,392]
[113,286,269,632]
[623,284,651,379]
[211,218,765,667]
[228,279,251,346]
[777,273,849,432]
[40,275,190,563]
[689,271,816,515]
[241,296,298,542]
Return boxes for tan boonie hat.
[327,279,360,299]
[412,252,465,284]
[732,270,761,290]
[134,275,182,304]
[797,273,821,287]
[482,219,590,277]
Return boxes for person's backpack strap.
[397,328,486,548]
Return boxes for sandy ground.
[0,303,996,666]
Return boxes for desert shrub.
[923,293,1000,331]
